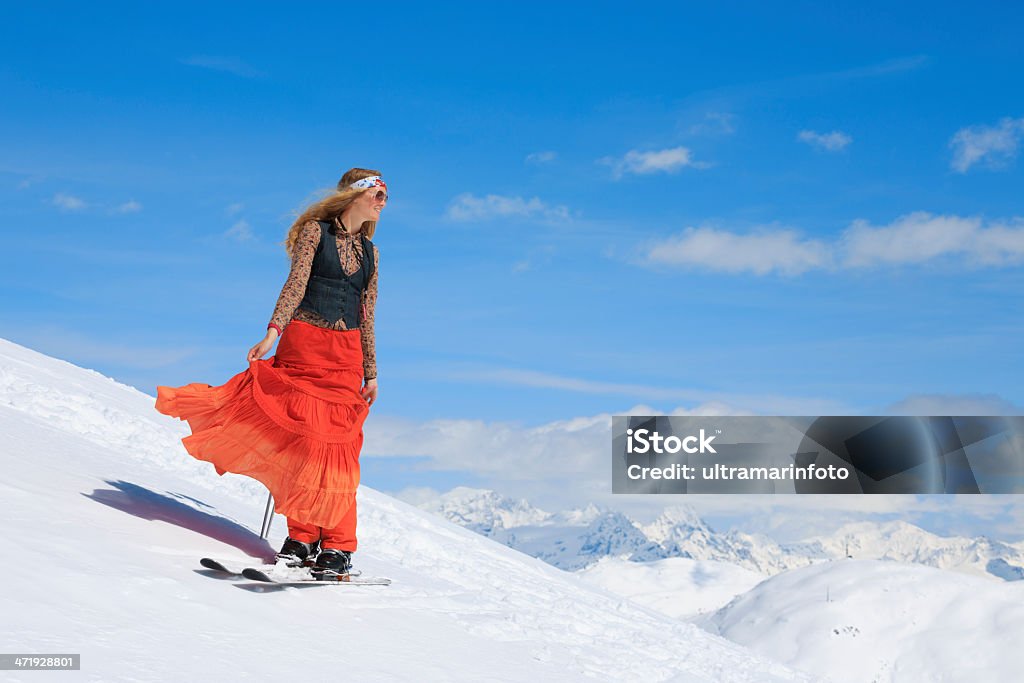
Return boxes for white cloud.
[224,219,254,241]
[797,129,852,152]
[365,403,761,498]
[226,202,244,216]
[52,193,86,211]
[700,493,1024,544]
[364,412,613,483]
[601,146,707,179]
[525,151,557,164]
[882,393,1022,416]
[688,112,736,136]
[839,54,930,78]
[113,200,142,214]
[180,55,263,78]
[14,326,198,369]
[442,367,846,415]
[638,212,1024,275]
[643,226,832,276]
[510,245,556,273]
[949,117,1024,173]
[973,222,1024,265]
[841,212,1024,268]
[446,194,570,222]
[460,368,709,402]
[391,486,446,507]
[842,212,979,267]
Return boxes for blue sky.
[2,2,1023,539]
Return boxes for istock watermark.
[612,416,1024,494]
[626,428,718,454]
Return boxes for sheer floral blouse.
[267,218,379,380]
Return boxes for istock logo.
[625,428,717,454]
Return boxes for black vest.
[298,220,375,328]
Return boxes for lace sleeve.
[268,221,320,332]
[359,244,379,380]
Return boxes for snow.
[577,557,768,619]
[0,338,811,682]
[695,559,1024,683]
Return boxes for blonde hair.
[283,167,382,258]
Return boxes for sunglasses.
[370,190,389,202]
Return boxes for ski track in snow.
[0,339,813,683]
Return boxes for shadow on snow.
[83,479,274,561]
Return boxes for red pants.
[287,493,358,552]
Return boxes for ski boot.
[275,537,320,567]
[311,549,352,580]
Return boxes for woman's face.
[358,185,388,220]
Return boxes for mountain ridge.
[419,485,1024,580]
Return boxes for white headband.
[349,176,386,190]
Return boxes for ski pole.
[260,492,274,539]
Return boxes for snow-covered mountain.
[421,488,809,573]
[695,559,1024,683]
[428,489,665,570]
[420,487,1024,581]
[643,507,808,575]
[795,521,1024,579]
[430,486,552,533]
[430,486,603,531]
[0,338,812,682]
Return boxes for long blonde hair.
[283,167,382,258]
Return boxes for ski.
[241,567,391,586]
[199,557,364,577]
[199,557,321,576]
[201,557,252,575]
[201,557,295,575]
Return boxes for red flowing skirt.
[155,321,368,529]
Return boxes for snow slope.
[0,338,812,683]
[577,557,767,619]
[695,559,1024,683]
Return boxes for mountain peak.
[642,504,713,544]
[427,487,550,532]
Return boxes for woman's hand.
[247,328,279,362]
[362,378,378,407]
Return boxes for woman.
[156,168,385,578]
